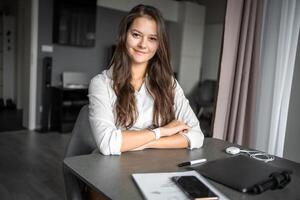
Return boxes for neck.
[131,63,147,81]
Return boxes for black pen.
[178,158,207,167]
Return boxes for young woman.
[88,4,204,156]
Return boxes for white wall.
[166,21,182,76]
[201,24,223,81]
[2,15,16,102]
[0,0,18,102]
[284,33,300,163]
[177,2,205,94]
[16,0,32,128]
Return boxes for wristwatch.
[148,125,161,140]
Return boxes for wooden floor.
[0,130,71,200]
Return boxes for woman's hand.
[160,120,190,137]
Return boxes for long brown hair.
[110,4,176,129]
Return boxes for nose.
[138,37,147,48]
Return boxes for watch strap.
[148,126,160,140]
[152,128,160,140]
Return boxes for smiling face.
[126,16,159,67]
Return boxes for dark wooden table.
[63,138,300,199]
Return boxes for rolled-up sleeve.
[88,74,122,155]
[174,81,204,149]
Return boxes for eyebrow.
[131,29,157,37]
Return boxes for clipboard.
[190,155,292,194]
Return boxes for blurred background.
[1,0,300,199]
[0,0,226,136]
[0,0,226,199]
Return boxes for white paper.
[132,170,229,200]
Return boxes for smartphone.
[172,176,219,200]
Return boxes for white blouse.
[88,69,204,155]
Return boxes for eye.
[132,32,141,38]
[149,37,157,42]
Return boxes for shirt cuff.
[109,129,122,155]
[183,129,204,149]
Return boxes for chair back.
[63,104,97,200]
[64,105,96,158]
[196,80,217,106]
[188,80,217,137]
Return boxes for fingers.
[160,120,190,137]
[174,121,189,131]
[174,124,189,134]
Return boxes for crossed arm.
[121,120,190,152]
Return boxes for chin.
[132,57,149,65]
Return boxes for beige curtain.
[213,0,263,145]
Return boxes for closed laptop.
[191,155,291,193]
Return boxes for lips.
[134,49,147,54]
